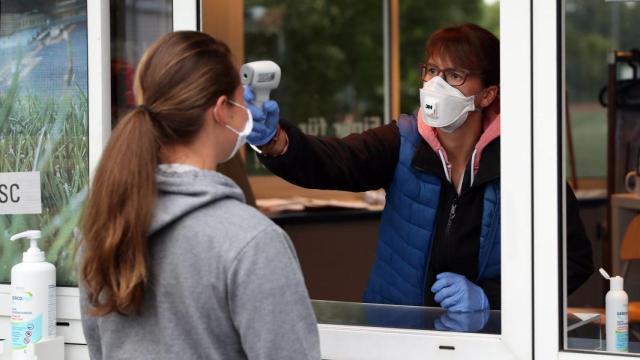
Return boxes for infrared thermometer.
[240,60,281,108]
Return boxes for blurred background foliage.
[565,0,640,179]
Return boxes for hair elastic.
[138,104,154,117]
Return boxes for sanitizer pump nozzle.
[10,230,45,262]
[599,268,629,352]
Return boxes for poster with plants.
[0,0,88,286]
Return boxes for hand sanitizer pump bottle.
[9,230,56,360]
[600,268,629,352]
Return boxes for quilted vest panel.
[363,114,501,305]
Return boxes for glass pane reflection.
[312,300,500,334]
[110,0,172,126]
[243,0,385,176]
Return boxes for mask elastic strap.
[470,148,477,187]
[227,99,262,153]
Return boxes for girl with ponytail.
[79,31,320,360]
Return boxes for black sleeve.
[258,119,401,192]
[566,184,595,295]
[479,278,501,310]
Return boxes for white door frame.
[318,0,534,358]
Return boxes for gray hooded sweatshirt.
[80,168,321,360]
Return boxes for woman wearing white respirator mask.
[246,23,593,312]
[79,31,320,360]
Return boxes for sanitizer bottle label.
[616,311,629,352]
[10,289,43,350]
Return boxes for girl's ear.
[211,95,228,126]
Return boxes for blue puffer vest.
[362,114,501,305]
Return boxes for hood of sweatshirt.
[149,167,246,236]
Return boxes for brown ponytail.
[80,31,239,315]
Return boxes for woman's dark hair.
[426,23,500,87]
[80,31,240,316]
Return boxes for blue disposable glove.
[431,272,489,312]
[434,310,490,332]
[243,86,280,146]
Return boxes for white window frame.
[532,0,564,357]
[0,1,199,358]
[317,0,534,358]
[173,0,200,31]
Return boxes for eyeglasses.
[419,63,477,87]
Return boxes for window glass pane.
[398,0,499,114]
[313,300,501,334]
[243,0,385,175]
[565,0,640,186]
[110,0,172,126]
[0,0,88,286]
[564,0,640,354]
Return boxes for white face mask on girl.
[223,100,253,162]
[419,76,478,133]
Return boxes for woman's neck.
[437,112,483,168]
[159,142,218,171]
